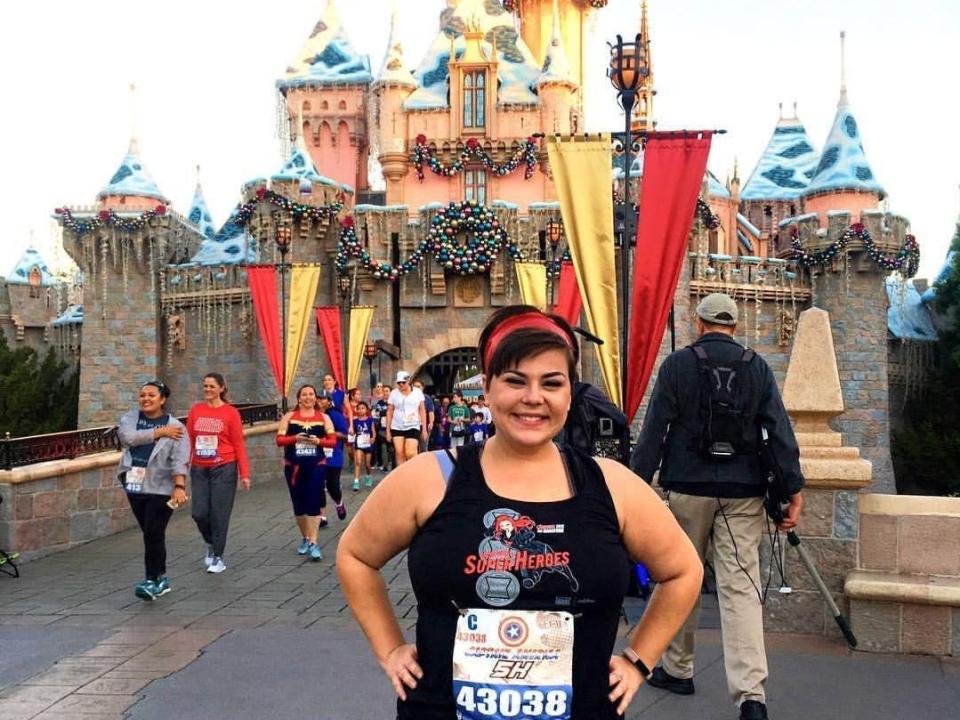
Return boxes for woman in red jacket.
[186,373,250,574]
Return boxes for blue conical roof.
[187,182,217,240]
[706,170,730,198]
[6,247,55,286]
[98,138,167,202]
[271,143,336,187]
[742,118,820,201]
[189,206,259,266]
[805,101,883,198]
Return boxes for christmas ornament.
[412,135,539,181]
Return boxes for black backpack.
[559,382,630,464]
[690,344,757,461]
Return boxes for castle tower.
[277,0,373,193]
[802,32,884,222]
[536,0,578,136]
[97,137,169,211]
[375,0,417,206]
[187,171,218,241]
[631,0,656,132]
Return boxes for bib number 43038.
[455,684,568,719]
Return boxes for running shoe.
[154,577,172,597]
[364,475,373,488]
[134,580,157,601]
[336,502,347,520]
[204,545,215,568]
[309,543,323,561]
[319,516,329,528]
[207,557,226,574]
[297,538,311,555]
[352,478,360,492]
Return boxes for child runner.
[371,391,391,471]
[317,389,348,524]
[351,401,377,490]
[468,410,489,445]
[447,390,471,449]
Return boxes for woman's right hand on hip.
[379,643,423,701]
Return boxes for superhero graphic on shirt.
[464,507,579,607]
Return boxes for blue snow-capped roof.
[98,138,168,202]
[277,1,372,90]
[187,183,217,240]
[741,119,820,201]
[189,207,259,266]
[404,0,541,111]
[51,304,83,327]
[737,230,754,253]
[887,277,937,341]
[737,213,761,238]
[805,101,884,198]
[6,247,55,286]
[613,154,643,180]
[922,249,956,304]
[707,170,730,198]
[271,145,337,186]
[537,0,575,88]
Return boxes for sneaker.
[351,479,360,492]
[336,502,347,520]
[207,557,226,574]
[309,543,323,561]
[646,666,695,695]
[134,580,157,601]
[154,577,171,597]
[364,475,373,488]
[204,545,215,567]
[318,516,329,528]
[739,700,768,720]
[297,538,311,555]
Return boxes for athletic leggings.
[127,493,174,581]
[284,462,325,517]
[323,466,343,506]
[190,462,237,557]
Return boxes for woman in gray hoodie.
[117,380,191,600]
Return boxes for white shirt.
[480,406,492,425]
[388,387,425,431]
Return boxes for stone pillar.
[763,307,872,636]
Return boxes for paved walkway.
[1,469,957,719]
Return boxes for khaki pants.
[661,492,767,707]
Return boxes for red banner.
[247,265,284,395]
[552,261,583,327]
[315,307,344,389]
[626,134,713,422]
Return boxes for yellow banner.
[285,265,321,396]
[515,262,548,311]
[347,306,375,390]
[547,135,621,408]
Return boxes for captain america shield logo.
[498,616,529,647]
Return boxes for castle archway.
[408,327,482,395]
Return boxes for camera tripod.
[0,496,19,578]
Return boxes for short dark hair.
[477,305,579,385]
[474,412,484,420]
[142,380,171,399]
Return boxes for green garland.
[234,187,343,227]
[55,205,168,237]
[791,222,920,278]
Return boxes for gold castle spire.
[631,0,656,132]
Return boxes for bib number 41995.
[455,684,568,719]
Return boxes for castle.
[0,0,940,493]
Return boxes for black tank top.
[399,443,630,719]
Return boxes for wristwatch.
[621,647,653,679]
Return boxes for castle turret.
[536,0,578,135]
[187,170,218,241]
[631,1,656,132]
[802,32,884,222]
[97,137,168,210]
[375,0,417,205]
[277,0,373,192]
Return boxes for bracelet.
[174,485,186,490]
[621,647,653,678]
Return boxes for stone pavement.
[1,469,957,719]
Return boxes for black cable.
[716,498,764,605]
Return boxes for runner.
[116,380,190,600]
[385,371,427,466]
[371,386,392,471]
[186,373,250,574]
[351,401,377,491]
[317,389,349,525]
[467,410,489,445]
[276,384,337,561]
[446,391,471,449]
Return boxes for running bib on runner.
[473,430,485,443]
[195,435,218,458]
[379,416,387,428]
[323,447,334,459]
[404,411,417,424]
[295,440,317,457]
[347,432,356,444]
[125,466,146,493]
[453,609,573,720]
[356,433,371,449]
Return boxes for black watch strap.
[622,647,653,678]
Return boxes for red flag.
[246,265,284,395]
[626,134,713,422]
[315,307,344,390]
[552,261,582,327]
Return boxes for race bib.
[323,447,334,459]
[295,440,317,457]
[357,433,371,449]
[453,609,573,720]
[473,430,485,443]
[125,466,146,494]
[195,435,218,458]
[404,411,417,425]
[379,416,387,428]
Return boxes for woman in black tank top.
[338,307,703,719]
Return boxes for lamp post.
[274,213,292,412]
[337,273,352,390]
[364,343,378,393]
[608,33,649,407]
[546,217,564,307]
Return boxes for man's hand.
[779,491,803,531]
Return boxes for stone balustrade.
[688,252,812,301]
[777,209,911,258]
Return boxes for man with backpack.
[630,293,804,720]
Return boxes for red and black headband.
[482,312,575,370]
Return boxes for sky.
[1,0,958,280]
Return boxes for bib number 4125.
[455,685,568,719]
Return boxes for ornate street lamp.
[364,342,378,391]
[274,213,293,412]
[546,217,565,306]
[608,33,649,407]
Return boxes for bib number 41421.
[455,684,568,719]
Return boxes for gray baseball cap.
[696,293,738,326]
